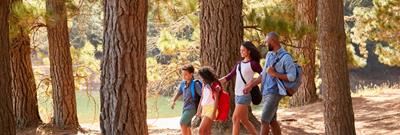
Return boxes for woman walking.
[219,41,262,135]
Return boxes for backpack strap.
[272,52,289,72]
[179,80,186,95]
[238,62,248,84]
[273,52,300,81]
[189,80,202,99]
[188,80,195,98]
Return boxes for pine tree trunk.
[100,0,149,134]
[200,0,260,131]
[318,0,356,134]
[10,31,42,129]
[290,0,319,107]
[0,0,16,134]
[46,0,79,129]
[10,0,42,129]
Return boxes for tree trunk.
[100,0,149,134]
[10,31,42,129]
[290,0,319,107]
[200,0,260,131]
[46,0,79,129]
[318,0,356,134]
[0,0,16,134]
[10,0,42,129]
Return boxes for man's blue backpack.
[179,80,202,107]
[273,52,302,96]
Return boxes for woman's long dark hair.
[198,66,219,85]
[242,41,261,63]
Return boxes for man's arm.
[268,67,289,81]
[268,55,296,82]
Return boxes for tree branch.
[29,23,47,32]
[281,38,319,51]
[243,25,262,31]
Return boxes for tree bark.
[290,0,319,107]
[10,0,42,129]
[46,0,79,129]
[0,0,16,134]
[200,0,260,131]
[318,0,356,134]
[100,0,149,134]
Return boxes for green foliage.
[30,0,103,92]
[158,29,191,55]
[145,0,202,96]
[70,42,101,90]
[69,0,103,50]
[352,0,400,66]
[243,0,314,46]
[149,0,198,23]
[375,43,400,66]
[347,44,367,69]
[369,0,400,45]
[9,1,45,39]
[147,27,200,96]
[345,27,368,69]
[344,0,374,15]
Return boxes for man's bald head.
[266,32,280,43]
[265,32,281,51]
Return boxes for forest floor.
[17,87,400,135]
[146,88,400,135]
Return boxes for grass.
[351,83,400,97]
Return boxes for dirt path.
[258,90,400,135]
[148,90,400,135]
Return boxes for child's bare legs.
[181,124,192,135]
[199,116,213,135]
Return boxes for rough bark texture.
[199,0,260,131]
[100,0,149,134]
[10,0,42,129]
[290,0,319,107]
[0,0,17,134]
[46,0,79,129]
[318,0,356,134]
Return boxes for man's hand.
[170,100,176,109]
[267,67,277,77]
